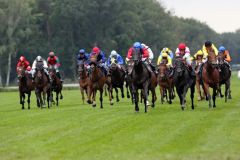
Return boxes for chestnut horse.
[49,66,63,106]
[78,63,90,104]
[87,61,113,108]
[157,63,174,104]
[17,66,34,109]
[217,52,231,102]
[201,49,220,108]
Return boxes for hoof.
[22,107,25,110]
[28,107,30,110]
[87,100,92,104]
[92,104,96,107]
[146,101,151,106]
[60,96,63,99]
[127,95,130,99]
[181,107,184,111]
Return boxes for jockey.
[175,43,195,76]
[32,56,51,82]
[107,50,125,71]
[26,66,32,74]
[77,49,89,66]
[157,52,173,76]
[202,41,218,62]
[89,46,108,76]
[141,43,156,73]
[47,51,62,81]
[218,46,231,62]
[16,56,30,71]
[126,42,152,74]
[194,50,204,73]
[160,47,174,59]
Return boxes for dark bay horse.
[87,60,113,108]
[17,66,34,109]
[217,52,231,102]
[201,50,220,108]
[129,50,151,113]
[173,57,195,110]
[49,66,63,106]
[157,63,174,104]
[34,64,51,108]
[78,63,90,104]
[109,57,126,102]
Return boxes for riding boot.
[145,63,153,73]
[57,72,63,82]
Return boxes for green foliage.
[0,0,239,84]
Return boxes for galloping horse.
[195,57,205,101]
[201,49,220,108]
[173,57,195,110]
[109,56,126,102]
[129,50,151,113]
[34,63,51,108]
[157,63,174,104]
[49,65,63,106]
[217,52,231,102]
[17,66,34,109]
[78,62,90,104]
[87,59,113,108]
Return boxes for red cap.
[19,56,25,62]
[92,47,100,54]
[178,43,186,50]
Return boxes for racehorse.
[87,58,113,108]
[17,66,34,109]
[217,52,231,102]
[49,65,63,106]
[157,63,174,104]
[173,57,195,110]
[129,50,151,113]
[201,49,220,108]
[34,63,51,108]
[78,62,89,104]
[195,58,205,101]
[109,56,126,102]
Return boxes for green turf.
[0,74,240,160]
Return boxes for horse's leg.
[225,79,230,102]
[203,83,212,108]
[27,92,31,109]
[151,88,156,108]
[56,92,59,106]
[143,83,149,113]
[115,88,119,102]
[196,80,202,101]
[190,84,195,110]
[87,85,92,104]
[104,85,108,97]
[100,89,103,109]
[181,86,189,110]
[121,86,124,98]
[19,92,24,109]
[160,87,164,104]
[80,87,85,104]
[213,88,217,108]
[60,90,63,99]
[126,82,131,99]
[108,83,113,105]
[168,88,172,104]
[219,85,224,98]
[228,78,232,99]
[92,90,96,107]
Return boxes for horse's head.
[78,63,86,78]
[217,52,225,65]
[17,66,26,79]
[207,50,218,66]
[48,66,56,79]
[158,63,167,79]
[110,56,118,72]
[174,57,186,77]
[132,49,142,65]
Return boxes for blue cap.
[219,46,226,52]
[79,49,85,54]
[133,42,141,49]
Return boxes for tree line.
[0,0,239,86]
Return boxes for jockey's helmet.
[163,47,170,54]
[79,49,85,54]
[133,42,141,49]
[178,43,186,50]
[36,56,43,62]
[49,51,55,57]
[92,47,100,54]
[110,50,118,57]
[219,46,226,53]
[196,50,203,56]
[162,52,168,58]
[205,41,212,47]
[19,56,25,62]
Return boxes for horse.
[49,65,63,106]
[17,66,34,109]
[173,57,195,110]
[34,64,51,108]
[78,62,90,104]
[194,58,206,101]
[87,59,113,108]
[109,56,126,102]
[129,50,151,113]
[201,49,220,108]
[217,52,231,102]
[157,63,174,104]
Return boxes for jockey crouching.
[32,56,52,83]
[218,46,232,71]
[16,56,31,82]
[175,43,195,77]
[157,51,173,76]
[76,49,90,78]
[194,50,204,74]
[47,51,63,82]
[107,50,125,73]
[89,47,109,76]
[126,42,153,75]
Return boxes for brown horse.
[34,64,51,108]
[217,52,231,102]
[201,49,220,108]
[87,61,113,108]
[49,66,63,106]
[194,57,205,101]
[157,63,174,104]
[78,63,90,104]
[17,66,34,109]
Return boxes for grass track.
[0,74,240,160]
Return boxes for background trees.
[0,0,239,86]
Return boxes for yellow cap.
[162,52,168,57]
[196,50,203,55]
